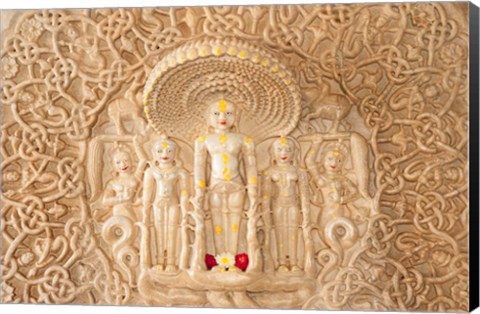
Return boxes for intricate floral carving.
[0,2,470,311]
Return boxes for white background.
[1,0,479,314]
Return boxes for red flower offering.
[205,254,217,270]
[235,253,249,271]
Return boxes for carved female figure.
[101,146,139,222]
[193,99,257,261]
[308,142,359,225]
[142,137,189,272]
[262,137,311,272]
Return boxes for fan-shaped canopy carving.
[143,38,302,142]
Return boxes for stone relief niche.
[0,2,471,312]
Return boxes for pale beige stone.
[0,2,470,312]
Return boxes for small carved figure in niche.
[107,98,146,135]
[193,99,258,265]
[101,145,139,222]
[143,136,189,272]
[262,137,311,273]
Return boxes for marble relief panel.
[0,2,470,311]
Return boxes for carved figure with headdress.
[87,143,141,287]
[304,135,373,248]
[314,142,358,221]
[261,136,314,274]
[99,144,139,222]
[193,98,258,271]
[142,135,189,272]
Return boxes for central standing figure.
[194,98,258,260]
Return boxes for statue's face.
[208,99,236,131]
[273,138,295,165]
[152,140,175,165]
[113,151,131,173]
[323,150,344,172]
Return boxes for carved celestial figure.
[142,137,189,272]
[262,137,312,272]
[101,146,138,222]
[313,142,358,223]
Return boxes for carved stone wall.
[0,3,470,311]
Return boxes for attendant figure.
[262,137,312,272]
[307,141,361,230]
[101,146,139,222]
[143,137,189,272]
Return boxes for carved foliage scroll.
[0,3,470,311]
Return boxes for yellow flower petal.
[215,225,222,235]
[196,135,206,142]
[198,180,206,188]
[249,176,258,185]
[232,224,239,232]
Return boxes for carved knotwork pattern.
[1,3,469,311]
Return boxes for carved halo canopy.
[143,38,302,142]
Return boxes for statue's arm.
[133,135,148,180]
[242,137,258,202]
[261,169,273,227]
[193,136,207,207]
[102,182,119,206]
[299,169,312,228]
[305,141,322,188]
[341,177,359,204]
[142,169,155,225]
[178,169,189,217]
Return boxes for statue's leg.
[153,206,165,269]
[288,205,301,271]
[226,189,245,255]
[166,202,180,272]
[272,204,288,271]
[209,191,225,254]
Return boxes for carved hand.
[191,191,205,211]
[315,178,325,189]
